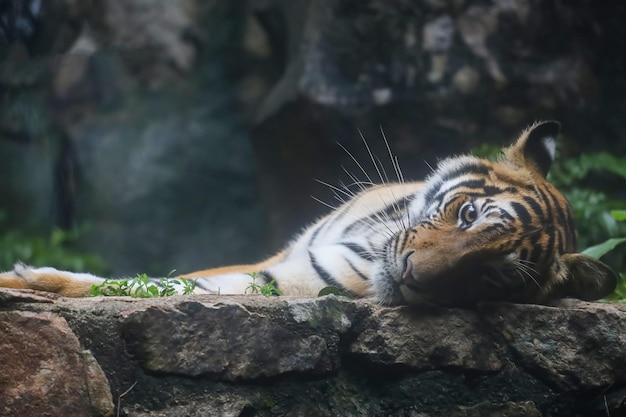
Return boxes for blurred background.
[1,0,625,279]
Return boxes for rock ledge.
[1,290,625,417]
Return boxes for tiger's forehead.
[408,154,539,219]
[426,155,535,196]
[435,155,534,186]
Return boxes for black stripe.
[259,270,278,288]
[452,178,487,190]
[432,179,487,203]
[536,188,553,221]
[381,198,409,218]
[342,199,408,237]
[439,163,492,182]
[309,250,344,289]
[510,202,532,225]
[481,223,504,233]
[547,188,569,252]
[342,216,368,237]
[194,279,210,290]
[308,220,325,247]
[341,242,373,261]
[345,258,370,281]
[498,208,515,222]
[519,248,529,262]
[423,180,442,204]
[482,185,515,196]
[565,205,577,250]
[442,195,463,212]
[536,187,556,257]
[555,229,565,254]
[548,190,566,227]
[522,196,545,220]
[529,244,543,265]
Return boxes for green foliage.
[471,143,503,159]
[579,211,626,303]
[89,270,197,298]
[245,272,282,296]
[0,213,106,274]
[582,238,626,260]
[549,152,626,252]
[611,210,626,221]
[550,152,626,187]
[317,286,355,298]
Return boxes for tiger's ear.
[505,120,561,178]
[552,253,618,301]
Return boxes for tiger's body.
[0,121,617,305]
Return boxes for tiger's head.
[373,121,617,306]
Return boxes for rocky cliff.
[2,289,625,417]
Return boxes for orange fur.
[181,251,286,278]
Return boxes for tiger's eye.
[459,202,477,226]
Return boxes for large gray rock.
[121,299,345,379]
[2,290,625,416]
[481,301,626,390]
[350,305,504,372]
[0,310,113,417]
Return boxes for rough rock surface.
[351,305,504,371]
[121,299,345,379]
[1,289,626,416]
[0,310,114,417]
[481,302,626,390]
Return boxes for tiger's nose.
[401,250,415,282]
[402,258,413,281]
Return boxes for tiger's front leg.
[0,263,225,297]
[0,255,287,298]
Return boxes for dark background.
[1,0,625,276]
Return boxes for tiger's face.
[373,121,617,306]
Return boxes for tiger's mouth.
[388,252,531,306]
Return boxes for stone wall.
[2,288,625,416]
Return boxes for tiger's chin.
[370,264,439,306]
[371,260,536,307]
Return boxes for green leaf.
[582,238,626,259]
[90,284,101,296]
[259,279,282,296]
[181,277,196,295]
[317,286,354,298]
[611,210,626,222]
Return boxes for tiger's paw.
[0,263,31,290]
[0,263,104,297]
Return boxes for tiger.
[0,121,617,306]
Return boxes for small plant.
[245,272,282,296]
[180,277,197,295]
[89,270,196,298]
